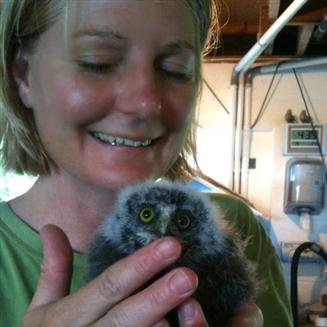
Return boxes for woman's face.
[20,0,197,190]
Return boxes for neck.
[9,173,117,253]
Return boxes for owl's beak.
[160,215,188,250]
[160,215,171,235]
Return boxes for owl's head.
[101,180,224,253]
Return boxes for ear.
[12,47,34,108]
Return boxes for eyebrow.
[72,28,127,43]
[72,29,194,54]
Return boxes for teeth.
[142,139,151,146]
[92,132,152,147]
[116,137,124,145]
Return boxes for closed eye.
[155,49,195,83]
[158,61,194,82]
[159,68,193,82]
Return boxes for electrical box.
[284,158,325,215]
[283,124,327,155]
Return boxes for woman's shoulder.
[208,193,292,326]
[208,192,275,262]
[208,193,257,234]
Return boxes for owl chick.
[86,180,257,326]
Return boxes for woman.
[0,1,291,326]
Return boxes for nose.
[115,64,162,118]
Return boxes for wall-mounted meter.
[284,158,325,215]
[283,124,327,155]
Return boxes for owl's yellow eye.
[176,214,191,230]
[139,207,155,223]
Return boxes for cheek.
[163,83,196,131]
[43,73,115,124]
[157,85,195,171]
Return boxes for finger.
[99,267,198,327]
[50,237,182,325]
[28,224,73,310]
[178,298,208,327]
[226,302,264,327]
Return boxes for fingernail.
[155,238,178,259]
[169,271,195,295]
[179,302,196,321]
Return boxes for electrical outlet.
[249,158,256,169]
[280,242,322,263]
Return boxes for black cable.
[203,79,229,114]
[251,61,284,129]
[292,68,327,184]
[290,242,327,327]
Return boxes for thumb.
[28,224,73,310]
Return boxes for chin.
[91,169,163,191]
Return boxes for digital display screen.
[284,124,325,155]
[289,126,321,149]
[291,129,318,140]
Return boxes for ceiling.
[209,0,327,59]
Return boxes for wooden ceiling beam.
[265,0,281,55]
[259,5,270,36]
[220,22,258,35]
[204,55,295,64]
[288,8,325,25]
[296,25,315,56]
[268,0,281,20]
[220,8,324,35]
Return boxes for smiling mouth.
[90,131,153,147]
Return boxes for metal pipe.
[251,57,327,76]
[227,84,238,189]
[234,74,245,193]
[232,0,309,78]
[229,0,309,192]
[240,57,327,198]
[240,77,253,197]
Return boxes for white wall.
[197,61,327,309]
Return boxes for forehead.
[63,0,195,46]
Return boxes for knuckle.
[133,255,153,275]
[97,268,124,301]
[43,304,67,327]
[147,288,167,308]
[21,304,66,327]
[107,309,132,327]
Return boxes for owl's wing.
[176,237,257,327]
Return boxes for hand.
[21,224,208,327]
[150,298,209,327]
[226,302,264,327]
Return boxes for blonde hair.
[0,0,220,179]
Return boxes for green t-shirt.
[0,194,292,327]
